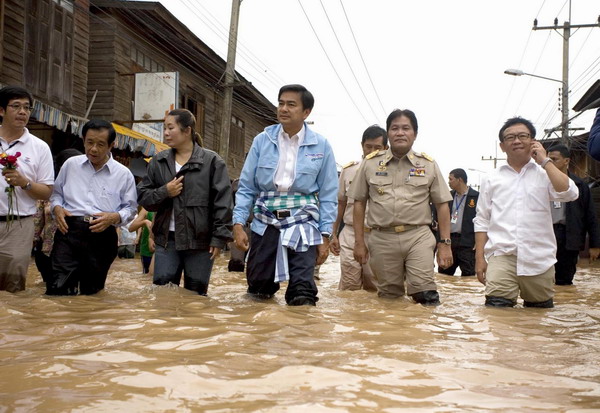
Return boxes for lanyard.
[452,193,466,214]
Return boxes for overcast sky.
[159,0,600,185]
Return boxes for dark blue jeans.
[153,231,214,295]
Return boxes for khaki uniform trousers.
[0,217,35,292]
[367,225,437,298]
[338,224,377,291]
[485,255,554,304]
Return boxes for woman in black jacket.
[137,109,233,295]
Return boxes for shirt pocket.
[528,186,549,212]
[256,158,277,188]
[98,187,120,210]
[186,195,210,235]
[368,176,394,203]
[294,163,320,192]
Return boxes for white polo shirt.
[0,127,54,216]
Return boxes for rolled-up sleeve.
[473,175,491,233]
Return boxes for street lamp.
[504,68,569,143]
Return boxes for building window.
[181,95,206,140]
[230,115,245,155]
[130,45,164,72]
[25,0,74,105]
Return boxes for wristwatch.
[22,181,32,191]
[322,233,333,241]
[438,238,451,245]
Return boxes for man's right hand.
[329,234,341,256]
[53,206,72,234]
[475,255,487,285]
[167,176,184,198]
[353,241,369,265]
[233,223,249,251]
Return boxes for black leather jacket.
[137,144,233,250]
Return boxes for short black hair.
[498,117,536,142]
[386,109,418,134]
[361,125,388,147]
[82,119,116,145]
[450,168,468,184]
[0,85,33,109]
[278,84,314,111]
[547,144,570,159]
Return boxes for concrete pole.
[218,0,242,163]
[561,21,570,145]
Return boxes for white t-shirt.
[169,162,183,231]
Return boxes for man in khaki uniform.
[330,125,388,291]
[348,109,453,305]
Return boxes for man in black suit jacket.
[439,168,479,276]
[548,145,600,285]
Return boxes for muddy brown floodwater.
[1,253,600,412]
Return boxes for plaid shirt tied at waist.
[253,191,322,283]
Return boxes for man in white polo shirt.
[0,85,54,292]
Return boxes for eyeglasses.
[502,133,531,143]
[6,104,32,112]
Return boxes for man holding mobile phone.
[474,117,579,308]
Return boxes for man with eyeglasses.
[0,85,54,292]
[473,117,579,308]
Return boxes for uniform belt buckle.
[83,215,94,223]
[394,225,406,233]
[275,209,291,219]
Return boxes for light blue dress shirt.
[50,154,137,226]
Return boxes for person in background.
[137,109,233,295]
[330,125,388,291]
[128,207,155,274]
[474,117,578,308]
[117,216,138,259]
[232,84,338,306]
[33,148,82,282]
[547,144,600,285]
[349,109,453,305]
[437,168,479,277]
[48,120,137,295]
[586,107,600,160]
[0,85,54,292]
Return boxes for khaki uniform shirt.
[348,148,452,228]
[338,161,360,226]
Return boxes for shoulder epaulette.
[342,161,358,169]
[365,150,385,160]
[417,152,434,162]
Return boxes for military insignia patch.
[468,199,476,208]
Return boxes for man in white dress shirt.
[48,119,137,295]
[474,117,579,307]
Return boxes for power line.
[339,0,387,118]
[317,0,379,121]
[296,0,369,124]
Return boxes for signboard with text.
[133,72,179,142]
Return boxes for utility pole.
[532,7,600,144]
[481,155,506,169]
[218,0,242,163]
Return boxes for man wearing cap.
[0,85,54,292]
[349,109,453,305]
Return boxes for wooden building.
[88,0,277,177]
[0,0,90,153]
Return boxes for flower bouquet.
[0,151,22,228]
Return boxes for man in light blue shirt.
[233,84,338,306]
[47,119,137,295]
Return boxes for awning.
[112,123,169,157]
[30,100,88,137]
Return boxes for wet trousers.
[0,217,34,292]
[247,225,318,304]
[47,217,117,295]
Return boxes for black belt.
[0,215,31,222]
[274,209,291,219]
[65,215,95,223]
